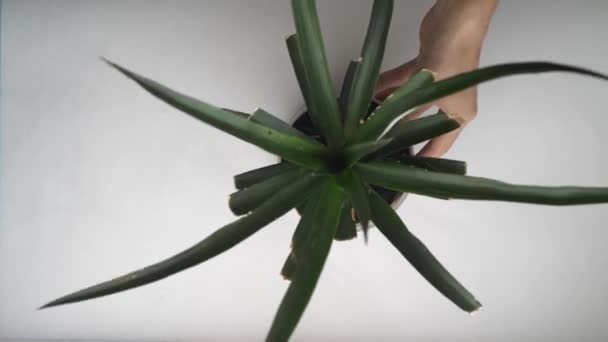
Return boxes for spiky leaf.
[229,167,304,215]
[355,62,608,141]
[368,189,481,312]
[334,200,357,241]
[358,161,608,205]
[396,155,467,175]
[343,138,393,166]
[41,173,324,309]
[367,111,461,159]
[281,197,319,280]
[234,163,296,190]
[337,170,371,240]
[250,108,311,139]
[344,0,394,135]
[290,0,343,147]
[339,59,361,118]
[103,59,329,171]
[267,180,345,341]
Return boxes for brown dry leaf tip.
[444,111,466,126]
[420,68,438,79]
[351,208,357,222]
[469,306,482,317]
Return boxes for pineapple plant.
[41,0,608,341]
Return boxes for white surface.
[2,1,608,341]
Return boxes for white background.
[2,1,608,341]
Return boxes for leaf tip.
[442,110,466,126]
[99,57,119,70]
[100,58,133,80]
[38,300,60,310]
[420,68,438,80]
[469,304,482,316]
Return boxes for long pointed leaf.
[286,34,316,126]
[357,161,608,205]
[334,200,357,241]
[368,189,481,312]
[343,138,393,166]
[355,62,608,141]
[281,252,297,280]
[344,0,394,136]
[234,163,296,190]
[281,197,319,280]
[339,59,361,119]
[352,69,434,143]
[102,59,328,171]
[367,111,461,159]
[291,0,344,147]
[267,180,345,341]
[396,155,467,175]
[337,170,371,240]
[229,167,304,215]
[221,107,250,119]
[250,108,311,139]
[41,173,324,309]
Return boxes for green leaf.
[334,200,357,241]
[343,138,393,167]
[234,163,296,190]
[291,195,318,255]
[281,197,319,280]
[102,59,329,171]
[351,69,434,142]
[290,0,344,147]
[40,173,325,309]
[355,62,608,141]
[285,34,315,125]
[339,59,361,119]
[267,179,345,341]
[221,107,250,119]
[368,188,481,312]
[337,170,371,241]
[367,111,461,160]
[344,0,394,136]
[229,167,304,216]
[357,161,608,205]
[281,251,297,280]
[396,155,467,175]
[250,108,311,139]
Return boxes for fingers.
[374,58,418,99]
[417,127,463,158]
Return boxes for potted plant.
[41,0,608,341]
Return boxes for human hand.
[375,0,498,157]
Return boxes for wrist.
[417,0,497,68]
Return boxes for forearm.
[434,0,499,23]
